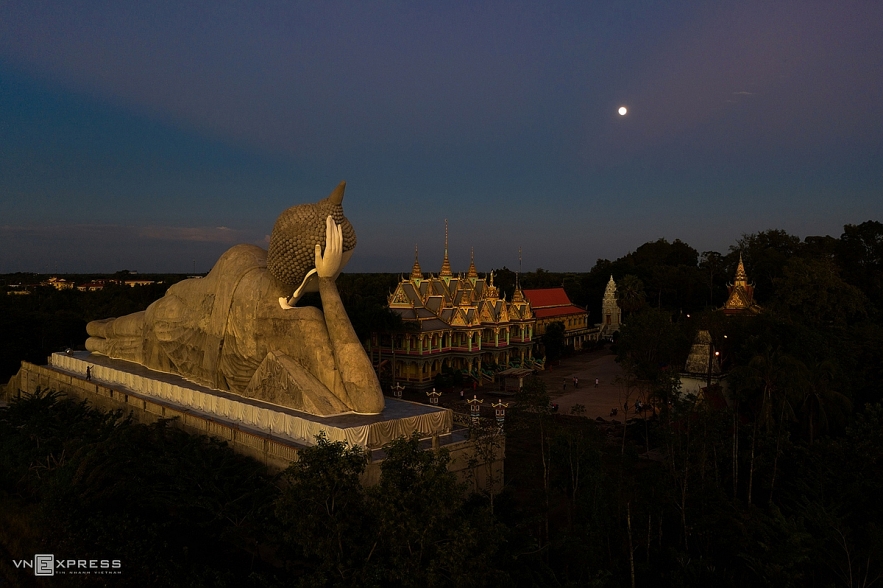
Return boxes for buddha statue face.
[267,182,357,291]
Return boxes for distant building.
[124,279,155,287]
[77,279,119,292]
[369,224,538,389]
[43,277,75,290]
[522,288,594,350]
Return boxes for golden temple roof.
[722,253,761,315]
[389,242,533,330]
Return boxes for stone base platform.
[51,352,452,448]
[5,354,501,486]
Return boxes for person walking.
[595,377,599,388]
[86,366,92,381]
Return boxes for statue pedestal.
[9,354,500,487]
[49,352,452,450]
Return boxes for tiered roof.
[722,254,762,315]
[388,240,533,332]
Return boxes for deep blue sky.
[1,1,881,274]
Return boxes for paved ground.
[404,348,647,425]
[535,350,640,423]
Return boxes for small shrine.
[721,254,762,316]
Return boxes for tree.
[617,274,647,317]
[699,251,725,307]
[542,321,566,363]
[838,220,883,308]
[772,257,868,327]
[799,360,852,444]
[615,308,689,382]
[729,347,807,504]
[512,377,556,558]
[275,433,372,584]
[732,229,802,302]
[369,434,505,587]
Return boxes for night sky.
[1,1,881,274]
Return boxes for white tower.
[601,276,621,335]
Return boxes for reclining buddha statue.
[85,182,384,416]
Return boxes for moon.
[618,106,628,116]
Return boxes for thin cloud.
[733,91,755,95]
[0,224,245,243]
[137,226,244,243]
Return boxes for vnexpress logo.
[12,554,122,576]
[34,554,54,576]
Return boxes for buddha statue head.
[267,181,357,297]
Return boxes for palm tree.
[799,360,852,444]
[616,274,646,319]
[729,346,806,504]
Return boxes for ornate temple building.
[522,288,593,350]
[368,225,538,389]
[721,254,762,316]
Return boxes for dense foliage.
[0,393,504,587]
[0,390,276,586]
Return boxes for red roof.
[522,288,572,308]
[534,305,587,319]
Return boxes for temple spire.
[735,252,748,285]
[721,252,761,315]
[467,247,478,278]
[410,245,423,282]
[440,219,452,278]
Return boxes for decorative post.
[427,388,441,405]
[467,395,484,426]
[492,400,509,433]
[391,335,396,387]
[392,382,404,399]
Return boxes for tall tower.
[601,275,621,334]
